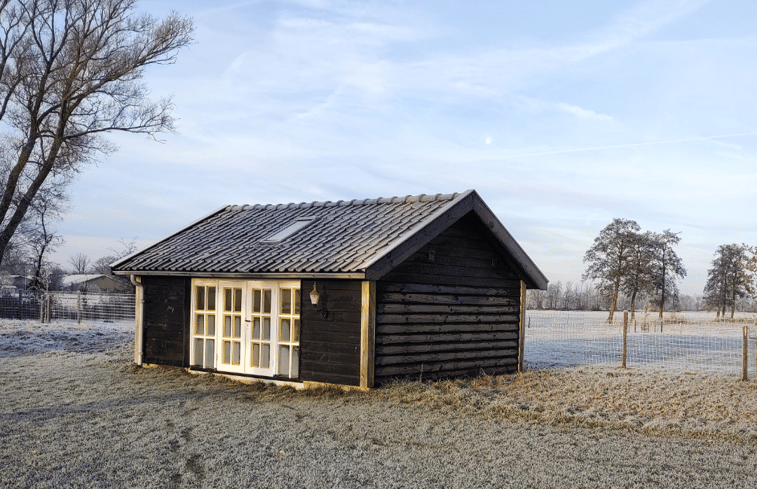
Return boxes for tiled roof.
[111,189,548,289]
[113,192,466,275]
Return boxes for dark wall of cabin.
[299,279,362,386]
[375,213,522,384]
[142,276,191,366]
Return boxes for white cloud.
[557,103,613,122]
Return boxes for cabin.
[111,190,548,388]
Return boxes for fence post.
[622,310,628,368]
[742,326,748,381]
[77,291,82,324]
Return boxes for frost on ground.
[2,320,757,488]
[0,319,132,357]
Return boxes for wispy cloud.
[557,103,613,122]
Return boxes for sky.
[50,0,757,296]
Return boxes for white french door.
[190,279,300,379]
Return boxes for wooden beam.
[518,280,526,373]
[360,280,376,389]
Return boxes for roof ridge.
[228,191,463,209]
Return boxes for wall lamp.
[309,282,329,318]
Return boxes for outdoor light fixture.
[309,282,329,318]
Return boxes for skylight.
[261,217,316,243]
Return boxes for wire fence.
[0,290,135,324]
[525,310,757,377]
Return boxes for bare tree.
[621,231,653,319]
[583,218,641,322]
[68,252,90,274]
[0,0,193,264]
[648,230,686,318]
[704,244,754,318]
[20,181,67,289]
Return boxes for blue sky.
[54,0,757,295]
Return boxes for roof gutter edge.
[112,270,366,280]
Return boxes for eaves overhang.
[112,270,367,280]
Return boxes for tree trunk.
[630,289,637,320]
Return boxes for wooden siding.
[142,276,191,366]
[299,279,362,386]
[375,213,522,383]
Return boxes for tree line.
[528,218,756,319]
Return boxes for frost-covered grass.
[3,320,757,488]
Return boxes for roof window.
[261,217,316,243]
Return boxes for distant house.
[0,275,32,290]
[61,274,131,293]
[112,190,548,389]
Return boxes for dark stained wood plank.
[375,331,519,345]
[378,282,521,295]
[376,323,519,334]
[378,292,519,306]
[376,304,518,315]
[376,340,518,355]
[376,313,519,324]
[375,356,517,377]
[379,272,515,288]
[375,347,518,366]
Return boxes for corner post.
[131,275,144,366]
[360,280,376,388]
[518,280,526,373]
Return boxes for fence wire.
[0,290,134,324]
[525,310,757,376]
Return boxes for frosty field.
[526,310,757,376]
[2,319,757,488]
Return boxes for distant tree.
[544,281,562,309]
[703,244,754,318]
[0,0,194,266]
[69,253,90,274]
[621,231,654,319]
[648,230,686,318]
[583,218,641,322]
[92,238,137,290]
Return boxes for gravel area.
[1,320,757,488]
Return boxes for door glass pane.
[205,340,215,368]
[223,341,231,363]
[280,288,291,314]
[278,346,289,376]
[233,342,240,365]
[280,318,290,342]
[224,316,231,337]
[263,290,271,314]
[294,289,300,315]
[253,289,261,313]
[207,287,216,311]
[292,347,299,376]
[196,287,205,310]
[252,344,260,367]
[293,319,300,343]
[194,339,204,366]
[261,344,270,368]
[234,288,242,312]
[195,314,204,335]
[234,317,241,337]
[224,288,232,311]
[253,318,260,339]
[207,315,215,335]
[262,318,270,340]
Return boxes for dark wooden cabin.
[112,190,548,388]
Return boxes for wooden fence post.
[742,326,748,381]
[77,291,82,324]
[622,311,628,368]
